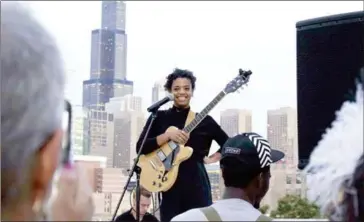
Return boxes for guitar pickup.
[157,150,167,161]
[168,141,178,150]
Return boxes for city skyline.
[26,1,362,137]
[13,2,361,219]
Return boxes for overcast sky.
[26,1,362,151]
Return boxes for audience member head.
[132,186,153,216]
[220,133,285,208]
[304,82,363,221]
[1,2,65,220]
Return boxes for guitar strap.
[169,109,195,165]
[184,109,196,128]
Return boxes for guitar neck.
[183,91,226,134]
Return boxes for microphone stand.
[111,109,159,222]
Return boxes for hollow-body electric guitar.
[138,69,253,192]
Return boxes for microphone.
[147,94,174,112]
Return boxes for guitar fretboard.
[183,91,226,134]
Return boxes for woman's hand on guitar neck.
[167,129,190,144]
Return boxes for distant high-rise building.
[71,105,87,155]
[101,1,126,31]
[83,1,133,111]
[151,80,172,110]
[105,97,145,170]
[109,111,145,170]
[267,107,298,167]
[83,109,115,167]
[105,95,142,113]
[261,107,301,210]
[220,109,252,137]
[74,155,107,192]
[205,164,222,202]
[95,168,129,193]
[93,168,133,220]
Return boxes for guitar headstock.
[224,69,252,94]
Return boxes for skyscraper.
[261,107,302,210]
[267,107,298,168]
[83,109,114,167]
[151,80,172,110]
[220,109,252,137]
[101,1,126,31]
[71,105,87,155]
[83,1,133,111]
[105,95,142,113]
[105,97,145,170]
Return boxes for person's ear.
[253,173,264,189]
[31,129,63,205]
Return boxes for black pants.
[159,163,212,222]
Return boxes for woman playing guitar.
[136,68,229,222]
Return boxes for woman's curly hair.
[164,68,196,92]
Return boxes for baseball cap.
[220,132,285,170]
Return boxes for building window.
[296,174,302,184]
[295,188,301,195]
[286,175,292,184]
[286,188,295,194]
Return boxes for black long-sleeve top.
[136,106,228,160]
[136,106,229,187]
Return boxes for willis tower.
[83,1,133,111]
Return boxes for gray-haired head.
[1,1,65,212]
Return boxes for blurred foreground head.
[304,81,363,221]
[1,2,65,220]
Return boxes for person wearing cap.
[171,132,285,221]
